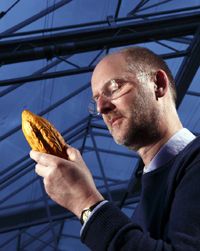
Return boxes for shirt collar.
[143,128,196,174]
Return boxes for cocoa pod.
[22,110,68,159]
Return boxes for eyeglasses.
[88,73,155,115]
[88,77,134,116]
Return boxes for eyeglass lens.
[88,99,99,115]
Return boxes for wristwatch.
[80,200,104,225]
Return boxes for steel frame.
[0,11,200,65]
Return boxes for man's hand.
[30,145,104,219]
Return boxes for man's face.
[91,54,162,151]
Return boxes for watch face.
[83,209,92,223]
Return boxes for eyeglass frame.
[88,72,156,116]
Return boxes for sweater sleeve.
[81,202,173,251]
[81,159,200,251]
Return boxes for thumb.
[65,144,82,162]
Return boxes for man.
[30,46,200,250]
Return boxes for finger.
[66,145,80,162]
[30,150,57,166]
[35,163,49,177]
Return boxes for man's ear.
[154,70,168,98]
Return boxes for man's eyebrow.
[94,80,110,100]
[92,80,110,96]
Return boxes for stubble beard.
[112,113,161,152]
[108,91,162,152]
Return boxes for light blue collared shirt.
[143,128,196,174]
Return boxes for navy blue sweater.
[81,137,200,250]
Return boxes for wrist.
[77,193,104,218]
[80,200,105,225]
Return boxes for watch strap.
[80,200,104,225]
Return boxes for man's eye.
[108,80,119,92]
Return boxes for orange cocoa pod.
[22,110,68,159]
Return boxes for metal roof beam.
[0,82,91,141]
[0,66,94,86]
[0,116,90,178]
[89,127,113,201]
[0,176,39,204]
[0,11,199,64]
[0,0,73,36]
[187,90,200,97]
[1,177,129,213]
[0,187,141,233]
[0,228,28,250]
[20,222,60,251]
[176,26,200,108]
[127,0,151,16]
[0,50,188,86]
[84,146,139,159]
[115,0,123,19]
[39,177,59,250]
[1,161,34,190]
[1,129,87,188]
[0,55,72,97]
[0,24,197,65]
[0,5,200,40]
[168,37,192,44]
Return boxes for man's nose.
[96,94,115,114]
